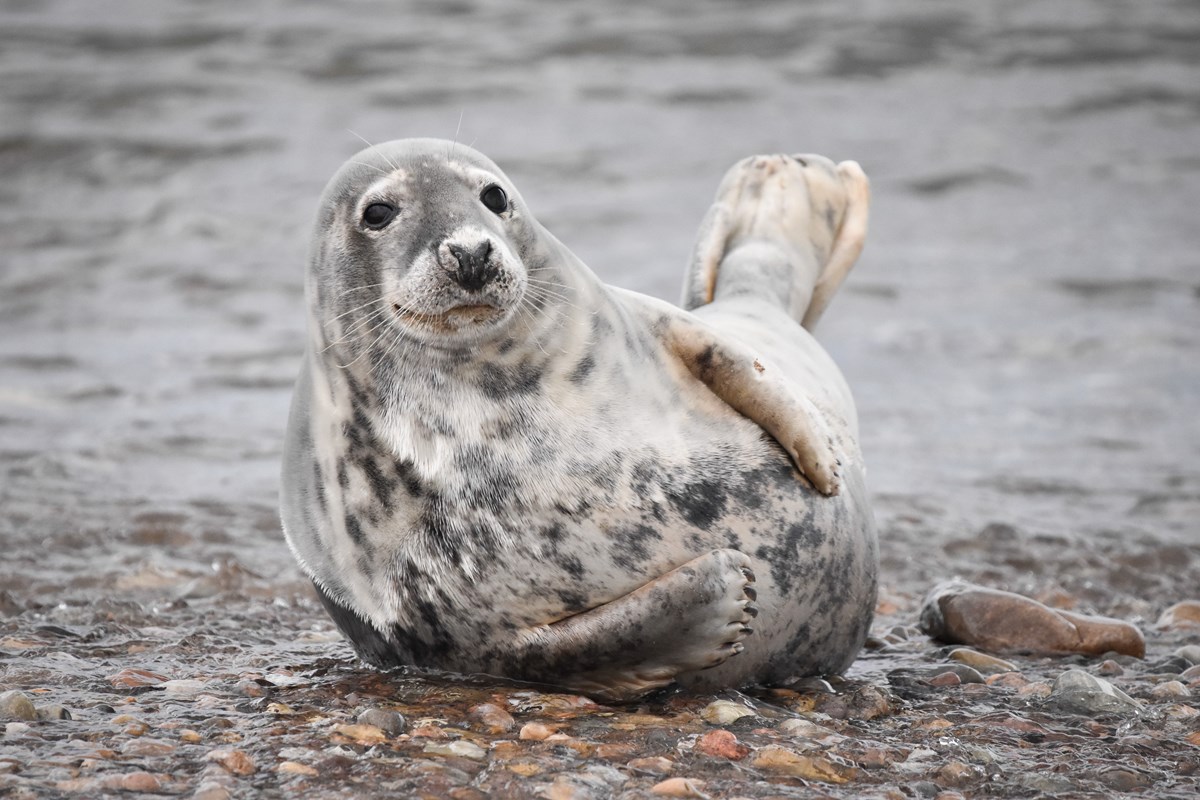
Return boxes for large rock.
[919,581,1144,657]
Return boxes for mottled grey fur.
[281,139,877,700]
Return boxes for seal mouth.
[391,301,505,330]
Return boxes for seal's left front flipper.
[621,291,843,496]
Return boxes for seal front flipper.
[618,289,842,495]
[504,549,758,702]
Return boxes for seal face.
[281,139,878,700]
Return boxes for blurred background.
[1,0,1197,633]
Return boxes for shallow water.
[2,0,1199,797]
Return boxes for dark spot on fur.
[611,523,663,570]
[479,360,543,399]
[557,553,585,580]
[568,353,595,384]
[694,345,716,380]
[555,590,589,612]
[666,477,728,530]
[336,459,349,489]
[361,457,396,512]
[344,513,367,547]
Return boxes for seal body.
[281,139,877,699]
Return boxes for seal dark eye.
[480,185,508,214]
[362,203,397,229]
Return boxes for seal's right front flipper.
[503,549,758,702]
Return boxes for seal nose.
[446,240,497,292]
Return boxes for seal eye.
[480,185,508,214]
[362,203,397,229]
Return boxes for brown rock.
[919,581,1145,657]
[277,761,318,777]
[118,772,162,792]
[628,756,675,774]
[107,668,170,689]
[468,703,515,734]
[695,730,750,760]
[928,671,962,687]
[985,672,1029,689]
[331,723,387,744]
[206,749,255,776]
[1158,601,1200,630]
[1151,680,1190,699]
[650,777,709,797]
[931,761,978,788]
[751,745,859,783]
[518,722,557,741]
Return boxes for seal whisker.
[325,296,387,326]
[347,129,399,172]
[335,282,387,298]
[322,305,394,353]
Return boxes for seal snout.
[446,240,498,292]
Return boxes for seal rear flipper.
[500,549,758,702]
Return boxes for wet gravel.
[2,0,1199,797]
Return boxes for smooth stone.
[423,740,486,761]
[1049,670,1141,716]
[1157,601,1200,630]
[355,708,407,736]
[919,580,1145,657]
[1172,645,1200,665]
[695,729,749,760]
[1150,680,1190,699]
[468,703,515,734]
[700,700,755,725]
[36,704,72,721]
[0,691,37,721]
[947,648,1016,675]
[751,745,858,784]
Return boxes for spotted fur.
[280,140,877,699]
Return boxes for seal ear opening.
[800,161,871,331]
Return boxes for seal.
[280,138,877,700]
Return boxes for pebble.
[931,761,977,788]
[107,668,170,689]
[695,729,749,760]
[191,783,233,800]
[947,648,1016,674]
[518,722,558,741]
[1156,601,1200,629]
[424,740,487,761]
[1174,644,1200,664]
[356,708,406,736]
[1048,670,1141,716]
[699,700,755,725]
[0,690,37,721]
[776,718,845,746]
[650,777,709,798]
[627,757,674,774]
[751,745,858,783]
[205,748,256,776]
[813,684,893,720]
[122,737,176,756]
[984,671,1028,689]
[179,729,203,743]
[5,721,32,737]
[277,761,319,777]
[919,580,1145,657]
[1150,680,1190,699]
[468,702,515,734]
[1182,664,1200,681]
[36,704,72,721]
[1096,659,1125,676]
[331,722,387,744]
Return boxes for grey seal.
[280,138,877,700]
